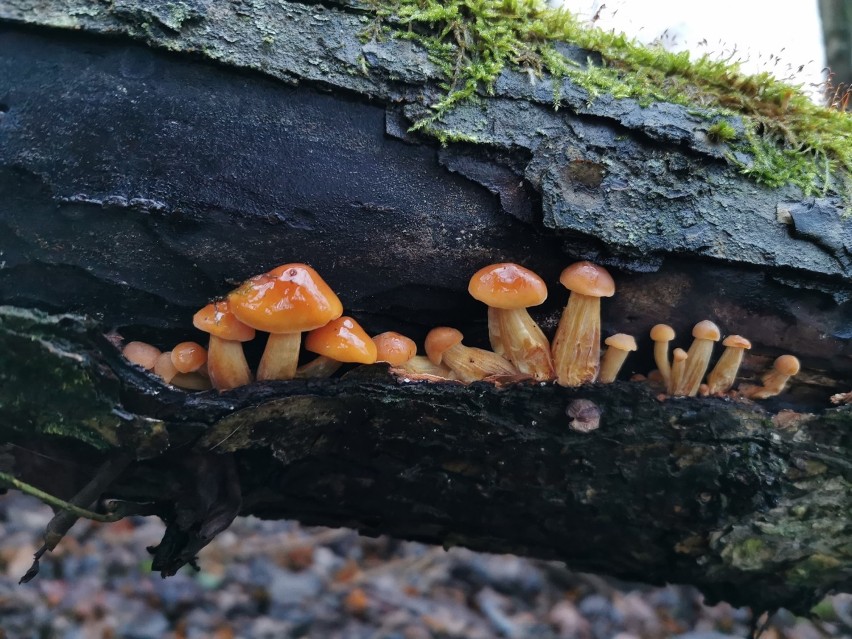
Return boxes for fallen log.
[0,0,850,615]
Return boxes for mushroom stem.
[649,324,675,386]
[257,332,301,381]
[487,307,506,358]
[599,347,629,384]
[677,339,714,396]
[207,335,252,391]
[491,307,554,381]
[295,356,343,379]
[707,350,744,394]
[599,334,637,384]
[394,356,454,379]
[551,293,601,387]
[668,348,688,396]
[171,373,213,391]
[442,344,518,383]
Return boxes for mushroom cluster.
[121,260,803,401]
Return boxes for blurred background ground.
[1,492,849,639]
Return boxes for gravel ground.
[0,492,849,639]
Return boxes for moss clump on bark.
[369,0,852,210]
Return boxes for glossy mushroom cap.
[228,263,343,334]
[373,332,417,366]
[692,320,721,341]
[650,324,675,342]
[773,354,801,376]
[722,335,751,349]
[305,316,377,364]
[604,333,638,351]
[558,261,615,297]
[468,263,548,309]
[193,301,256,342]
[171,341,207,373]
[425,327,464,366]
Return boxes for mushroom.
[154,351,178,384]
[425,327,518,383]
[668,348,688,396]
[742,355,801,399]
[551,261,615,387]
[373,331,453,379]
[228,263,343,381]
[649,324,676,386]
[122,341,161,370]
[706,335,751,394]
[170,341,208,375]
[193,300,256,391]
[677,320,721,397]
[468,263,554,381]
[296,316,377,378]
[599,333,637,383]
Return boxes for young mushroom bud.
[551,262,615,387]
[228,263,343,381]
[193,300,256,391]
[677,320,721,397]
[668,348,688,396]
[373,331,418,367]
[599,333,637,383]
[649,324,675,385]
[706,335,751,395]
[468,263,554,381]
[742,355,801,399]
[297,316,377,378]
[425,327,518,383]
[122,341,161,370]
[170,341,208,375]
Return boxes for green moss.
[366,0,852,211]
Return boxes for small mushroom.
[599,333,637,383]
[468,263,554,381]
[677,320,721,397]
[296,316,377,378]
[122,341,161,370]
[742,354,801,399]
[372,331,417,367]
[551,262,615,387]
[706,335,751,394]
[649,324,675,386]
[228,263,343,381]
[668,348,688,396]
[193,300,256,391]
[425,327,518,383]
[170,341,208,375]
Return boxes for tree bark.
[0,0,850,614]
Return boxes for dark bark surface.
[0,0,850,614]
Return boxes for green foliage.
[367,0,852,210]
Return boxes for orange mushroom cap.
[372,331,417,366]
[193,301,255,342]
[468,263,548,309]
[559,261,615,297]
[604,333,637,351]
[425,327,464,366]
[228,263,343,334]
[305,316,377,364]
[650,324,675,341]
[773,354,800,376]
[722,335,751,349]
[171,341,208,374]
[692,320,721,341]
[122,341,162,370]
